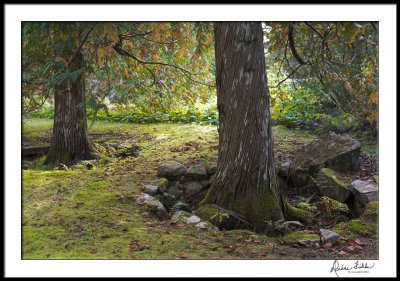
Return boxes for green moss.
[281,230,319,244]
[194,205,230,229]
[284,200,313,223]
[22,118,324,259]
[320,168,351,187]
[360,201,378,222]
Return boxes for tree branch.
[288,23,308,65]
[270,64,303,88]
[67,27,93,66]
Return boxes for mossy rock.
[284,202,313,223]
[317,168,352,203]
[194,205,249,230]
[318,196,351,219]
[333,202,378,239]
[360,201,378,222]
[281,230,320,244]
[289,135,361,188]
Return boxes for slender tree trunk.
[202,22,284,231]
[46,50,91,165]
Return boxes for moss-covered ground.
[22,118,378,259]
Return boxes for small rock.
[143,185,158,196]
[195,221,219,232]
[184,164,208,181]
[319,228,341,243]
[58,164,69,171]
[186,215,201,224]
[278,161,291,177]
[157,162,187,180]
[135,193,167,219]
[183,181,203,197]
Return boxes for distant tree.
[22,22,214,164]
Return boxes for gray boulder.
[316,168,352,203]
[184,164,208,181]
[135,193,168,219]
[351,179,378,204]
[319,228,341,243]
[143,185,159,196]
[157,162,187,180]
[183,181,203,197]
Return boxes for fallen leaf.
[355,239,364,245]
[338,250,346,255]
[323,242,333,249]
[347,246,355,252]
[179,252,189,259]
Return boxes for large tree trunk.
[46,50,91,165]
[202,22,284,231]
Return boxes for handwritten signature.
[330,260,375,277]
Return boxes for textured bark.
[202,22,283,231]
[46,50,91,164]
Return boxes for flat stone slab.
[289,135,361,187]
[22,145,50,158]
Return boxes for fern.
[265,219,303,236]
[170,201,191,213]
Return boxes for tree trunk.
[46,50,91,165]
[202,22,284,232]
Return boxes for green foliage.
[266,22,378,131]
[170,201,191,214]
[31,104,219,125]
[210,211,230,224]
[265,219,303,236]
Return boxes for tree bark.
[46,50,91,165]
[202,22,284,232]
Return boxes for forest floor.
[22,118,378,260]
